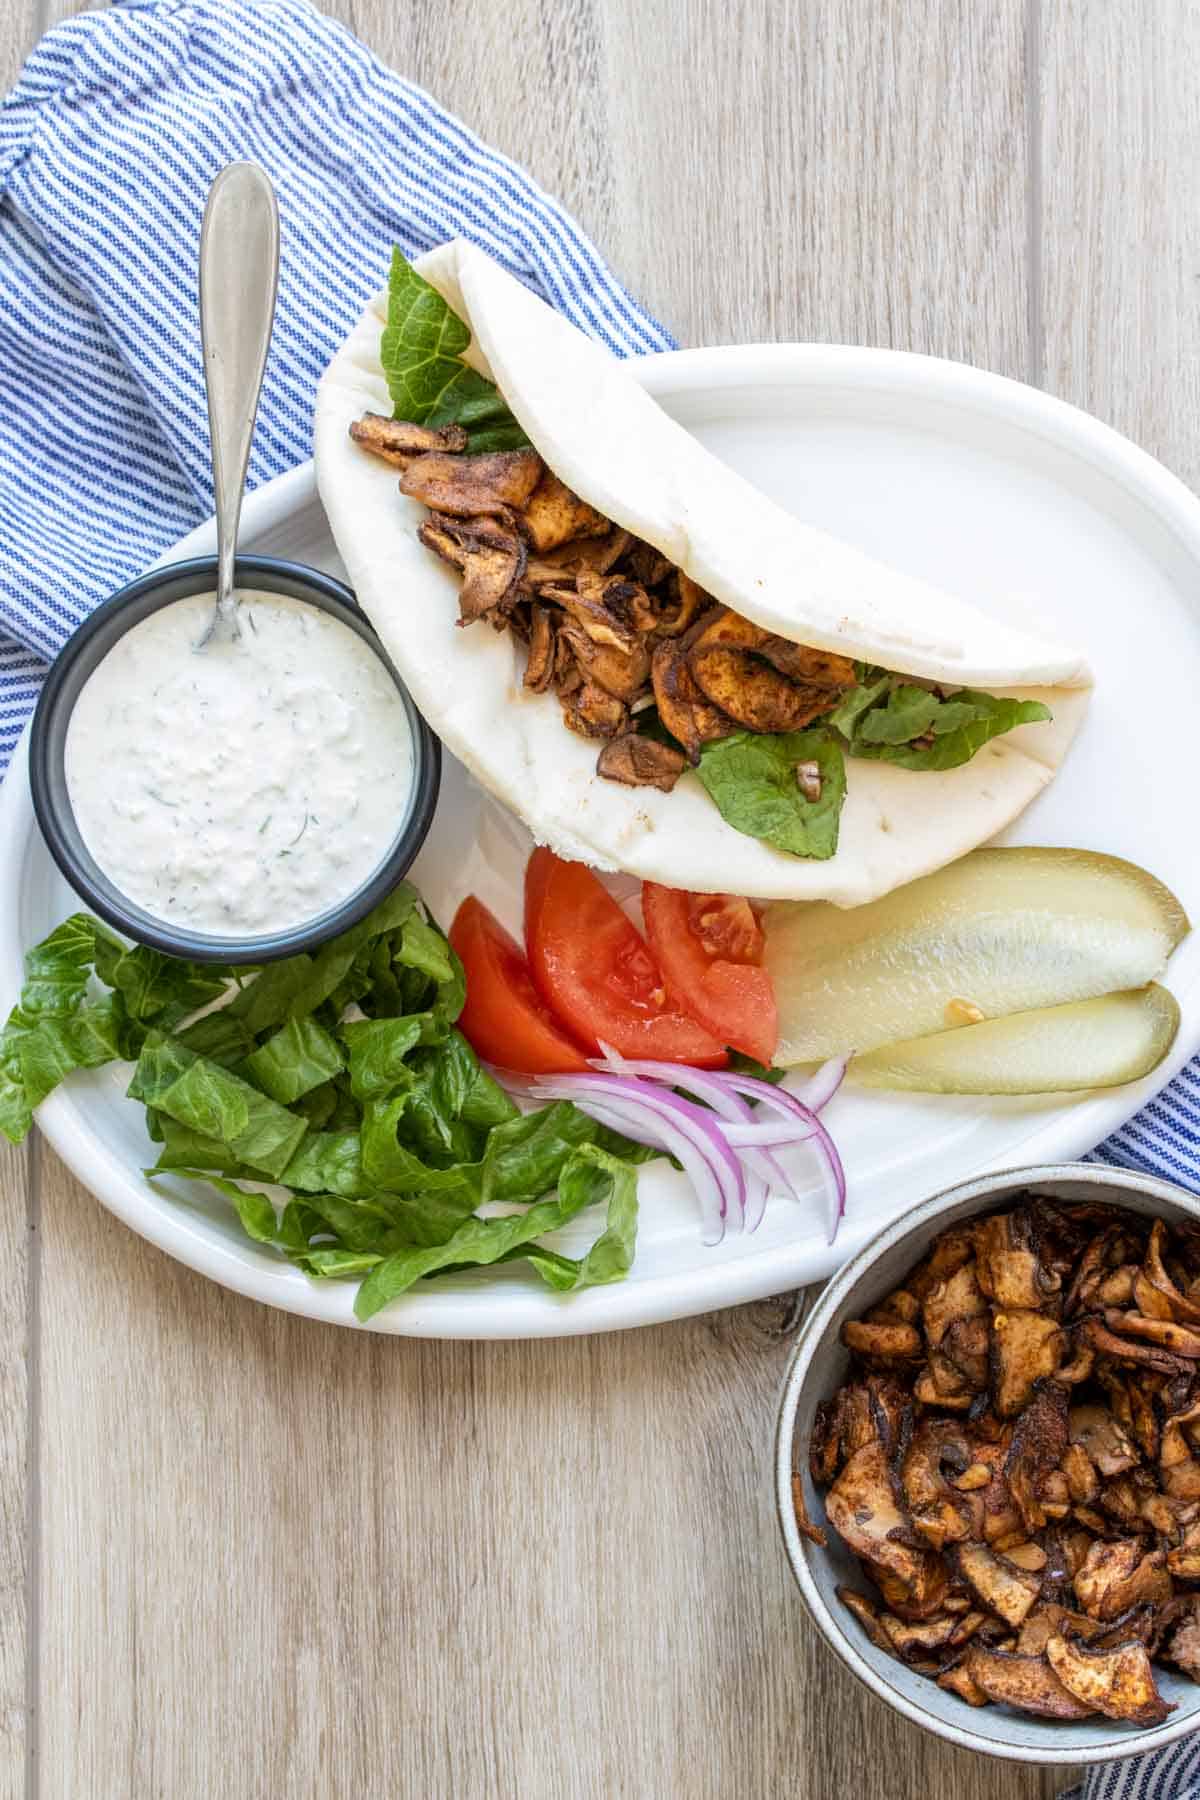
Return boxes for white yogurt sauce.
[65,590,415,937]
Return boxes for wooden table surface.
[2,0,1196,1794]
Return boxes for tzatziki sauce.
[65,590,414,937]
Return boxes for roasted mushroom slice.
[525,528,633,583]
[900,1419,974,1550]
[975,1210,1060,1310]
[1143,1219,1200,1326]
[841,1319,923,1363]
[1017,1603,1103,1656]
[790,1472,827,1548]
[923,1261,987,1355]
[418,515,527,624]
[837,1586,896,1657]
[559,679,627,739]
[523,603,558,692]
[1103,1311,1200,1358]
[992,1312,1065,1418]
[653,571,709,638]
[1069,1403,1139,1478]
[349,412,470,465]
[937,1663,990,1707]
[557,621,650,703]
[1075,1540,1172,1621]
[649,640,732,763]
[1082,1320,1193,1377]
[595,733,686,793]
[955,1542,1043,1628]
[400,446,544,518]
[1157,1596,1200,1680]
[520,470,609,552]
[824,1441,943,1601]
[1003,1380,1069,1533]
[963,1646,1095,1719]
[1045,1634,1173,1725]
[689,644,844,734]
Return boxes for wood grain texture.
[13,0,1197,1792]
[1040,0,1200,490]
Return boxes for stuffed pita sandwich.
[314,240,1091,906]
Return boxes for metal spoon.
[195,161,280,647]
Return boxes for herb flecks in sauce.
[65,592,414,936]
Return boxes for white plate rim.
[6,341,1200,1338]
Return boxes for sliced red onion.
[531,1073,744,1244]
[791,1055,850,1114]
[588,1049,776,1230]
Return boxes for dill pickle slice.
[848,985,1180,1094]
[765,848,1188,1066]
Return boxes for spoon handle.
[198,162,280,631]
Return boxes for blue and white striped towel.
[0,6,1197,1791]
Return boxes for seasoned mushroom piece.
[524,528,634,583]
[418,515,527,623]
[349,412,470,465]
[650,640,732,763]
[1158,1597,1200,1680]
[1045,1634,1173,1725]
[400,446,544,517]
[837,1586,895,1655]
[523,603,558,692]
[1143,1219,1200,1325]
[559,679,627,739]
[1004,1380,1070,1532]
[1075,1540,1171,1621]
[558,622,650,703]
[956,1542,1042,1627]
[991,1311,1064,1417]
[841,1319,923,1362]
[963,1646,1095,1719]
[689,645,844,733]
[975,1210,1060,1310]
[1082,1319,1193,1376]
[1070,1403,1139,1478]
[595,734,686,793]
[520,470,610,551]
[1103,1311,1200,1357]
[654,571,710,638]
[824,1441,943,1600]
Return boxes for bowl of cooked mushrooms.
[775,1163,1200,1762]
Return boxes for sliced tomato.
[641,882,779,1065]
[449,895,590,1074]
[524,849,727,1066]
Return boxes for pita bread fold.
[315,239,1091,906]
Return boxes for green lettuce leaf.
[479,1101,601,1203]
[280,1130,366,1197]
[340,1016,424,1103]
[381,248,529,452]
[242,1016,344,1105]
[696,729,847,860]
[850,690,1052,770]
[129,1032,307,1180]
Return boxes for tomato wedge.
[524,849,727,1066]
[449,895,590,1073]
[641,883,779,1065]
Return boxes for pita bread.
[314,240,1090,905]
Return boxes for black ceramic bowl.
[30,555,441,964]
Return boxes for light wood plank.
[1041,0,1200,488]
[0,1,76,1791]
[17,0,1074,1794]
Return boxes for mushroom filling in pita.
[349,415,1054,845]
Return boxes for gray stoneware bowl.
[29,554,441,964]
[774,1161,1200,1764]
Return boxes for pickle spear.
[765,848,1189,1066]
[849,985,1180,1095]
